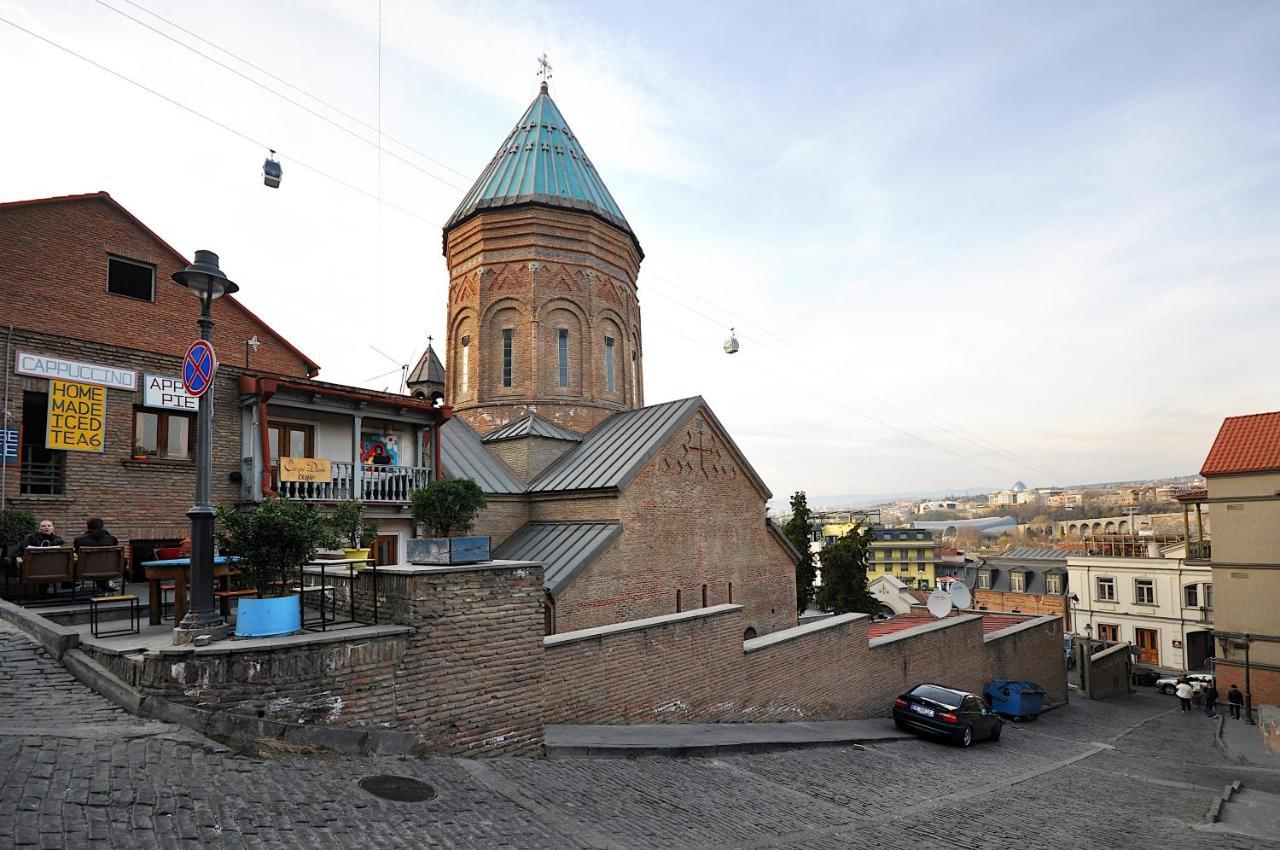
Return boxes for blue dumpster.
[984,680,1047,721]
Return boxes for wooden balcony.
[269,460,432,504]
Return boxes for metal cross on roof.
[537,53,553,85]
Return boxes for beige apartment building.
[1182,411,1280,712]
[1067,553,1214,672]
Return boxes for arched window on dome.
[459,336,470,394]
[604,336,616,394]
[557,328,569,388]
[502,329,514,388]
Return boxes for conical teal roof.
[445,83,639,252]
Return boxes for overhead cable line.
[90,0,467,193]
[7,13,1070,486]
[0,15,436,226]
[112,0,472,181]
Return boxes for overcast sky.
[2,0,1278,505]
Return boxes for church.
[414,80,799,637]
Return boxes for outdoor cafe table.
[140,557,240,626]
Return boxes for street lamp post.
[1217,632,1255,725]
[173,250,238,638]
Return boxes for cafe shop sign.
[142,374,198,412]
[15,350,137,391]
[279,457,332,483]
[46,379,106,453]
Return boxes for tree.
[815,524,877,615]
[782,491,817,614]
[411,478,488,537]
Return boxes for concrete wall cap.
[983,614,1060,643]
[743,613,866,653]
[153,624,411,657]
[379,559,543,576]
[544,604,743,647]
[1091,641,1131,661]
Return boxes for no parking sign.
[182,340,217,398]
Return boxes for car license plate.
[910,704,935,718]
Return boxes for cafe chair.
[76,545,127,592]
[20,547,75,603]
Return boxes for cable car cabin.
[262,156,283,188]
[723,327,740,354]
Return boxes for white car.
[1155,672,1214,695]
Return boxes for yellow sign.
[46,380,106,453]
[279,457,332,483]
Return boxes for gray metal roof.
[992,547,1076,560]
[439,416,525,494]
[407,344,445,387]
[482,413,583,444]
[494,521,622,594]
[527,396,703,493]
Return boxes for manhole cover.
[358,775,437,802]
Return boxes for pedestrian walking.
[1175,679,1194,712]
[1202,681,1219,718]
[1227,684,1244,720]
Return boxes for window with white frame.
[1184,584,1198,608]
[1134,579,1155,605]
[1205,583,1213,609]
[1010,571,1026,592]
[978,570,991,589]
[1096,576,1116,602]
[1045,573,1062,595]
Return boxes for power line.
[8,12,1074,486]
[89,0,467,193]
[112,0,472,181]
[0,14,437,226]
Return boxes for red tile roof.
[1201,411,1280,476]
[867,611,1034,639]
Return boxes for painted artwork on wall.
[361,434,400,466]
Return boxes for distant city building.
[865,526,938,591]
[914,516,1018,538]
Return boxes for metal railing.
[19,453,64,496]
[271,460,432,503]
[1187,540,1212,560]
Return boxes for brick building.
[431,82,798,636]
[0,192,450,569]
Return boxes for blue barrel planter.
[234,594,301,637]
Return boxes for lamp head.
[1218,633,1230,652]
[173,250,238,300]
[1084,623,1092,637]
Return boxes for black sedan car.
[892,683,1003,747]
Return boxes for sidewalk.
[545,718,913,758]
[1216,712,1280,768]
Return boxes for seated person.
[74,518,119,591]
[18,519,66,594]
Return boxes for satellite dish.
[926,588,953,619]
[949,582,973,610]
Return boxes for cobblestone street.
[2,620,1277,849]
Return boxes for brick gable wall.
[549,405,796,635]
[0,196,313,378]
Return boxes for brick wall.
[543,607,1065,725]
[550,406,796,635]
[86,562,547,756]
[1085,642,1133,700]
[472,495,532,550]
[1214,660,1280,711]
[0,194,314,378]
[445,206,644,436]
[3,327,248,554]
[974,589,1066,623]
[488,435,575,481]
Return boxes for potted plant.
[132,444,149,461]
[408,479,489,565]
[329,499,379,568]
[215,498,327,637]
[0,508,36,576]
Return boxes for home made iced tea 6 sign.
[46,379,107,452]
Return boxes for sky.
[2,0,1278,506]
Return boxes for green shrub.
[216,499,328,597]
[410,479,487,538]
[329,499,379,549]
[0,508,36,566]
